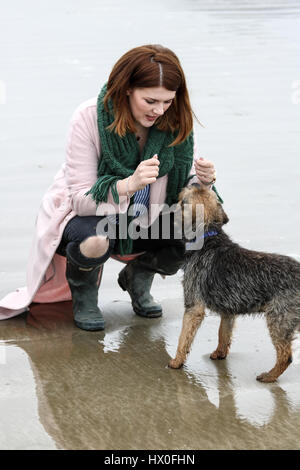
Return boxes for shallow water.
[0,0,300,450]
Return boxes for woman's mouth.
[145,115,157,122]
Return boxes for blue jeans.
[56,214,185,273]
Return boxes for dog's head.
[178,184,229,230]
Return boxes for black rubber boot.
[66,242,105,331]
[117,244,186,318]
[118,263,162,318]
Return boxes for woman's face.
[127,86,176,129]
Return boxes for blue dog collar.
[203,230,218,238]
[185,230,219,250]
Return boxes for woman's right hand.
[128,154,160,193]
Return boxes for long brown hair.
[104,44,194,146]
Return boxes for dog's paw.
[256,372,277,383]
[168,358,183,369]
[210,349,227,360]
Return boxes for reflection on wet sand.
[0,300,299,449]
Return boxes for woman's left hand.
[195,157,216,186]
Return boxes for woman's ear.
[126,88,132,96]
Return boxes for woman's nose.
[153,104,164,115]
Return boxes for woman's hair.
[104,44,194,146]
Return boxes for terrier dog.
[169,185,300,382]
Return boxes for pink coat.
[0,97,199,320]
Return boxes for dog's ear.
[178,186,193,206]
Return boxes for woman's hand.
[128,154,160,193]
[195,157,216,187]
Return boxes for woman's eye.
[145,99,173,105]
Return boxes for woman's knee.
[66,236,115,268]
[79,235,110,258]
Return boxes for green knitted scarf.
[85,83,222,254]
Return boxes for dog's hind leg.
[256,314,293,383]
[169,303,205,369]
[210,314,236,360]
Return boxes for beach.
[0,0,300,450]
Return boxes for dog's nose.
[223,212,229,224]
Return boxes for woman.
[0,44,217,330]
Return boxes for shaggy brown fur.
[169,185,300,383]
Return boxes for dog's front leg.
[169,303,205,369]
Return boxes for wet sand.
[1,0,300,450]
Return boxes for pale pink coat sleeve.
[64,106,130,216]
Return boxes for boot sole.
[74,319,105,331]
[133,308,162,318]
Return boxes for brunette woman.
[0,44,217,330]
